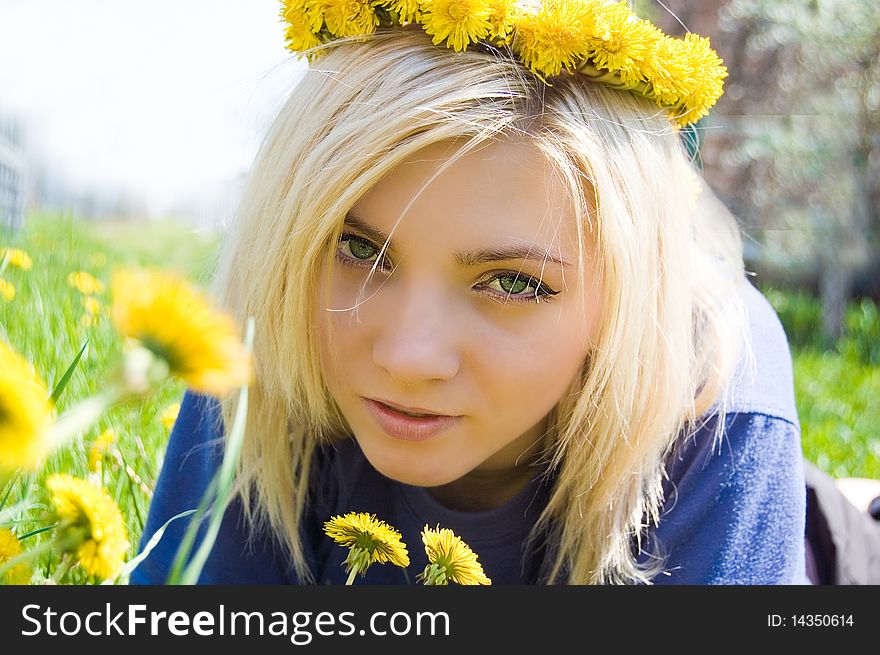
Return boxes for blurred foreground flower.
[46,474,129,581]
[67,271,105,295]
[88,429,116,473]
[0,341,53,471]
[82,295,103,316]
[2,247,32,271]
[324,512,410,584]
[160,403,181,431]
[111,269,252,395]
[0,278,14,301]
[0,528,32,584]
[79,296,103,328]
[418,525,491,585]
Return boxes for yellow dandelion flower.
[311,0,379,38]
[0,528,31,585]
[512,0,600,78]
[418,525,491,585]
[282,0,324,54]
[82,295,103,315]
[324,512,409,583]
[0,278,14,302]
[0,341,52,472]
[585,4,662,87]
[67,271,105,295]
[418,0,494,53]
[485,0,519,45]
[160,402,181,431]
[671,32,726,127]
[284,21,323,56]
[641,34,689,107]
[283,0,325,31]
[88,429,116,473]
[2,248,32,271]
[111,268,253,396]
[376,0,421,25]
[46,474,129,581]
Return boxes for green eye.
[483,272,558,303]
[341,234,379,261]
[496,273,529,295]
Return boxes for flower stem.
[171,318,255,585]
[345,567,359,586]
[51,555,73,584]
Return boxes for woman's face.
[317,137,603,491]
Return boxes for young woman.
[131,4,812,585]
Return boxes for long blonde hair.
[212,29,750,584]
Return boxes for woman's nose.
[371,287,460,384]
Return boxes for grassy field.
[0,213,220,584]
[1,212,877,584]
[762,287,880,478]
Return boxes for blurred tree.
[716,0,880,342]
[654,1,879,343]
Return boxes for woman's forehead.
[352,138,583,260]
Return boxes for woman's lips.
[363,398,460,442]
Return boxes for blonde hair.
[212,30,751,584]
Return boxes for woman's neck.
[427,416,552,512]
[426,464,539,512]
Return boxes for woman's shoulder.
[644,281,810,583]
[720,278,800,428]
[132,390,285,583]
[150,389,226,490]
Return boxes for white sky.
[0,0,305,217]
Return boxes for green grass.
[0,212,220,583]
[792,350,880,478]
[762,285,880,478]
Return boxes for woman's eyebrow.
[343,212,572,268]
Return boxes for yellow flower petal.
[46,474,129,581]
[376,0,422,24]
[281,0,325,54]
[419,525,491,585]
[418,0,494,52]
[585,4,662,86]
[82,295,103,316]
[324,512,410,574]
[0,341,53,471]
[0,528,32,584]
[671,32,727,126]
[512,0,602,78]
[67,271,105,295]
[1,248,32,271]
[640,34,689,107]
[88,429,116,473]
[160,403,181,431]
[110,269,253,396]
[485,0,519,45]
[313,0,379,38]
[0,278,15,302]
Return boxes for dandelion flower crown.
[279,0,726,127]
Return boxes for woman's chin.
[360,445,465,488]
[377,463,462,488]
